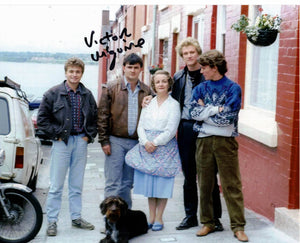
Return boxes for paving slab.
[31,142,297,243]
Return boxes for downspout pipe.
[151,5,157,65]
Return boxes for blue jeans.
[47,134,87,223]
[104,136,138,209]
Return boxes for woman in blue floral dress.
[126,70,181,231]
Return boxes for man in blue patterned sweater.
[190,50,248,242]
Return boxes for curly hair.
[151,70,174,92]
[64,57,85,73]
[198,49,228,75]
[175,37,202,57]
[100,196,128,218]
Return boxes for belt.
[181,119,194,123]
[70,131,85,136]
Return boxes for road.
[31,141,297,243]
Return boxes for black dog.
[100,196,148,243]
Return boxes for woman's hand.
[142,95,153,108]
[145,141,157,153]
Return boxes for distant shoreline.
[0,51,97,65]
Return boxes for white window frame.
[193,14,205,49]
[216,5,226,54]
[238,5,281,147]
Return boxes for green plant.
[231,9,282,42]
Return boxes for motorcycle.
[0,148,43,243]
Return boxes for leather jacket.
[97,78,152,146]
[171,66,205,112]
[37,81,98,144]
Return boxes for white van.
[0,77,42,191]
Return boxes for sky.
[0,3,121,54]
[0,0,297,54]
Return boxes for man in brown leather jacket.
[98,53,152,208]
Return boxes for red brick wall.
[210,5,217,49]
[147,5,153,24]
[225,5,242,88]
[276,5,299,210]
[135,5,147,41]
[126,6,134,42]
[203,6,213,52]
[235,5,299,220]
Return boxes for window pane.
[0,98,10,135]
[249,5,281,112]
[250,39,279,111]
[193,13,205,49]
[163,40,168,68]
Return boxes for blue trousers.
[104,136,138,209]
[47,134,87,223]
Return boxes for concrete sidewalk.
[31,142,297,243]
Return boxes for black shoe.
[176,216,198,230]
[214,218,224,231]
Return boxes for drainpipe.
[151,5,157,65]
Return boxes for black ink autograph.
[84,28,145,70]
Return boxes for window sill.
[238,108,278,147]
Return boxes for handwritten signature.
[84,28,145,70]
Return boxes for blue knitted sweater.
[190,76,241,137]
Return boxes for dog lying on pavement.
[100,196,148,243]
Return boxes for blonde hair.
[175,37,202,57]
[151,70,174,92]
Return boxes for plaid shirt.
[65,82,84,133]
[125,78,140,136]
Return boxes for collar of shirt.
[124,77,140,93]
[64,81,82,94]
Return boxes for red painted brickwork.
[171,33,178,76]
[147,5,153,24]
[277,5,299,210]
[187,15,193,37]
[203,6,213,52]
[135,5,147,41]
[237,6,248,109]
[210,5,217,49]
[235,5,299,220]
[225,5,243,89]
[126,6,135,42]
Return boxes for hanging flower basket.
[231,8,282,47]
[149,64,164,75]
[247,29,278,46]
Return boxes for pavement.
[31,141,297,243]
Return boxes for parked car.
[28,96,42,110]
[31,108,51,144]
[0,76,43,191]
